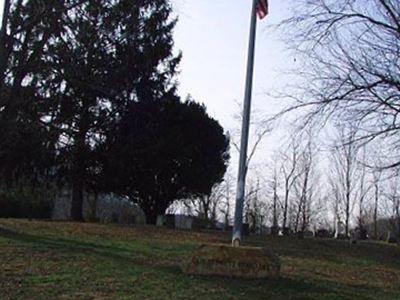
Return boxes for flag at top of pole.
[232,0,269,247]
[256,0,269,19]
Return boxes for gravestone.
[156,215,165,227]
[174,215,193,230]
[316,229,331,238]
[387,231,398,244]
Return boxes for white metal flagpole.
[232,0,259,247]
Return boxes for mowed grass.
[1,219,400,300]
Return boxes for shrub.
[0,186,53,219]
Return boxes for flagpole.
[232,0,258,247]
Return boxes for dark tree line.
[0,0,229,223]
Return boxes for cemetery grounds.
[1,219,400,300]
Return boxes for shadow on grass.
[170,272,397,300]
[247,235,400,269]
[1,226,399,300]
[0,225,174,265]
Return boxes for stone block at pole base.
[182,244,280,279]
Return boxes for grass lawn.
[1,219,400,299]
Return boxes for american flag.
[256,0,269,19]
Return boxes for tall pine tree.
[1,0,180,220]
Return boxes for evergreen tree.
[0,0,64,187]
[1,0,180,220]
[103,98,230,224]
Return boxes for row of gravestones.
[334,221,399,244]
[52,191,146,224]
[386,231,398,244]
[144,213,400,245]
[156,214,222,231]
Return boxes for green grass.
[1,219,400,299]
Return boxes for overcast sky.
[172,0,294,172]
[172,0,291,128]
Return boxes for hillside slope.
[1,219,399,300]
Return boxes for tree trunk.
[374,184,379,239]
[201,196,210,221]
[358,197,364,230]
[70,179,84,221]
[301,198,307,233]
[142,197,168,225]
[69,102,92,222]
[397,212,400,244]
[345,195,350,238]
[146,211,158,225]
[0,0,10,89]
[395,201,400,242]
[88,193,98,222]
[282,185,289,231]
[70,129,87,221]
[345,177,350,238]
[272,190,278,229]
[70,151,85,221]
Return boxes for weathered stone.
[387,231,398,244]
[52,192,146,224]
[182,244,280,279]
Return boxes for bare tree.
[279,137,300,233]
[385,174,400,241]
[267,168,280,234]
[197,183,226,223]
[328,171,343,237]
[231,102,271,173]
[219,172,235,230]
[180,182,226,226]
[278,0,400,168]
[290,131,319,235]
[244,179,266,234]
[356,147,371,230]
[372,168,383,239]
[329,128,359,237]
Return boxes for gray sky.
[172,1,294,172]
[172,0,291,129]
